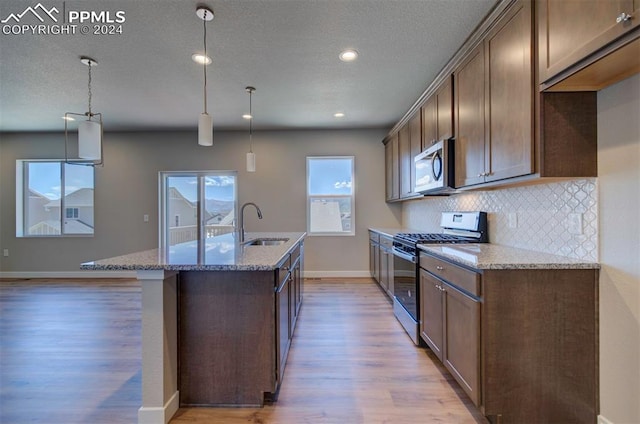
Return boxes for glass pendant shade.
[246,151,256,172]
[78,119,102,160]
[198,112,213,146]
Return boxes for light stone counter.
[419,243,600,270]
[81,231,306,271]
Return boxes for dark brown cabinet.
[385,134,400,201]
[538,0,640,86]
[422,76,453,149]
[179,240,304,407]
[408,111,422,195]
[369,231,380,282]
[369,230,394,298]
[419,250,599,423]
[455,0,533,188]
[419,257,481,406]
[276,243,303,384]
[398,124,412,198]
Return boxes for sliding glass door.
[160,171,237,255]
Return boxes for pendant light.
[196,6,214,146]
[64,56,103,165]
[245,86,256,172]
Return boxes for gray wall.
[0,129,402,274]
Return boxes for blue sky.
[308,157,353,195]
[28,162,93,199]
[168,175,236,202]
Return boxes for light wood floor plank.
[0,278,487,424]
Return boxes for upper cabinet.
[385,133,400,202]
[538,0,640,89]
[422,76,453,149]
[455,0,534,188]
[398,123,413,199]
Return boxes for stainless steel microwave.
[413,137,456,194]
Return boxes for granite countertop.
[369,227,417,237]
[419,243,600,270]
[81,232,306,272]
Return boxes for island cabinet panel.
[538,0,640,86]
[178,271,276,406]
[177,241,304,408]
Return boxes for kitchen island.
[82,232,305,424]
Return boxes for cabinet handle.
[616,12,632,23]
[436,265,444,271]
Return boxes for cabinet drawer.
[380,235,393,248]
[419,254,480,297]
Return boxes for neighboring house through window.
[16,160,95,237]
[306,156,355,236]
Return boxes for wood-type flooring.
[0,277,486,424]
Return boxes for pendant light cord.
[203,13,208,114]
[87,62,93,116]
[249,89,253,152]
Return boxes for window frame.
[159,170,238,250]
[16,159,95,238]
[306,156,355,237]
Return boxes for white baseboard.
[137,390,179,424]
[303,270,371,278]
[598,415,614,424]
[0,270,137,279]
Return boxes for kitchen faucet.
[238,202,263,242]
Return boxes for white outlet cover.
[508,212,518,229]
[568,213,583,235]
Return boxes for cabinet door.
[485,0,533,182]
[398,124,413,198]
[419,270,444,360]
[379,248,389,292]
[436,76,453,141]
[443,283,480,407]
[422,96,437,150]
[369,241,380,283]
[385,135,400,201]
[409,111,422,195]
[454,44,486,188]
[276,273,291,383]
[538,0,639,84]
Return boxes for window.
[307,156,354,236]
[16,160,95,237]
[160,171,237,252]
[65,208,79,219]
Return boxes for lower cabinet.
[419,251,599,423]
[369,231,394,298]
[276,243,303,385]
[178,240,304,406]
[419,267,480,406]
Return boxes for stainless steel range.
[392,211,488,344]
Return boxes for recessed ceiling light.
[339,49,358,62]
[192,53,212,65]
[242,114,252,120]
[334,112,345,118]
[62,116,75,121]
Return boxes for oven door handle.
[392,247,417,263]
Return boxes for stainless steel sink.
[244,238,289,246]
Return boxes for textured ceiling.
[0,0,497,132]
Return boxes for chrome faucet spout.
[239,202,263,242]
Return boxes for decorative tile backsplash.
[403,178,598,262]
